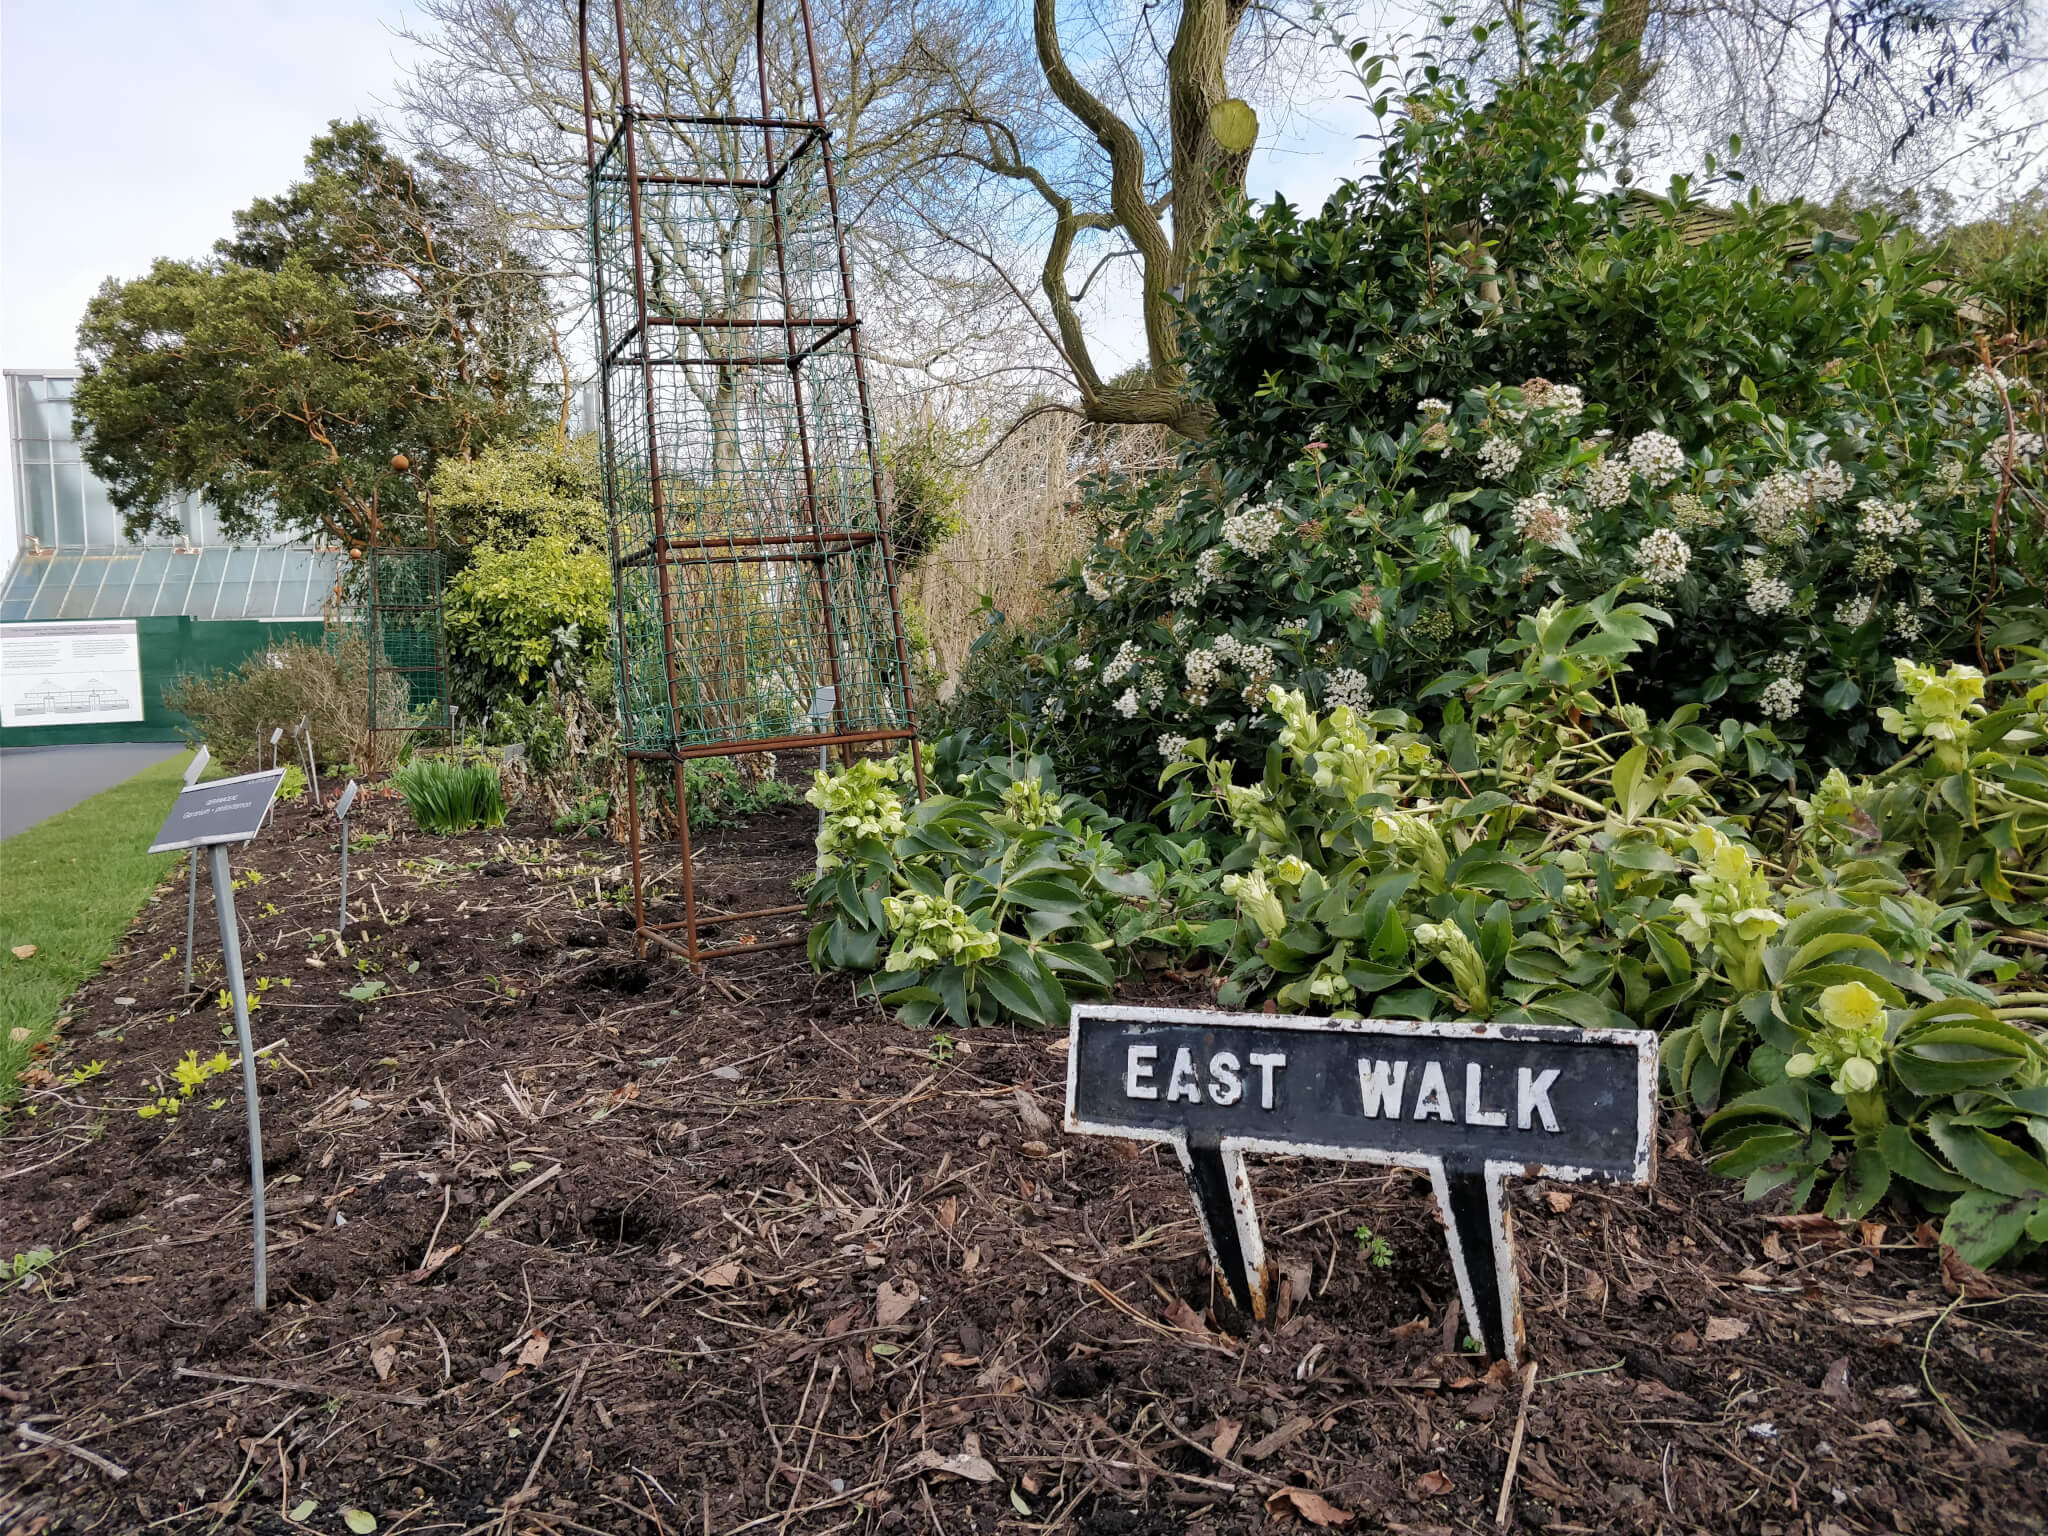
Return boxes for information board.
[0,620,145,726]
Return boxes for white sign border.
[1062,1002,1659,1366]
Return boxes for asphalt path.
[0,743,184,840]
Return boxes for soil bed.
[4,791,2045,1535]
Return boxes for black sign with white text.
[148,769,287,853]
[1063,1005,1656,1364]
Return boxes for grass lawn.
[0,749,200,1109]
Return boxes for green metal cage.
[365,546,452,752]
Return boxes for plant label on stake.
[297,716,321,807]
[809,685,839,819]
[150,768,288,1313]
[265,728,284,827]
[335,779,359,933]
[180,747,210,992]
[1062,1004,1656,1364]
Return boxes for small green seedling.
[1354,1223,1394,1269]
[929,1033,955,1064]
[346,979,389,1003]
[8,1248,56,1284]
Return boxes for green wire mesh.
[588,114,916,753]
[366,547,452,734]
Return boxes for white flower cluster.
[1964,366,2013,403]
[1417,398,1451,418]
[1212,633,1272,676]
[1184,646,1222,703]
[1747,472,1812,545]
[1501,378,1586,423]
[1627,431,1686,488]
[1510,491,1583,548]
[1741,556,1794,616]
[1758,652,1805,720]
[1070,653,1093,674]
[1932,458,1968,497]
[1156,732,1191,760]
[1834,594,1878,629]
[1477,436,1523,479]
[1892,609,1924,642]
[1100,639,1144,686]
[1809,461,1850,503]
[1171,547,1231,605]
[1140,668,1167,709]
[1631,527,1691,587]
[1221,502,1287,557]
[1113,688,1141,719]
[1081,563,1121,601]
[1759,676,1802,720]
[1040,694,1066,722]
[1326,667,1373,712]
[1276,616,1309,635]
[1980,431,2046,477]
[1856,499,1920,540]
[1671,493,1722,531]
[1585,458,1634,508]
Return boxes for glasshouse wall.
[0,616,324,748]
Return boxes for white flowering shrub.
[982,366,2042,811]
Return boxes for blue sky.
[0,0,1379,568]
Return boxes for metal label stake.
[335,779,359,933]
[297,716,321,808]
[150,767,287,1312]
[180,747,210,992]
[264,728,284,827]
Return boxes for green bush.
[434,436,605,551]
[444,533,612,708]
[811,606,2048,1264]
[391,756,508,834]
[163,632,402,772]
[979,18,2045,810]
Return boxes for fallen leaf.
[10,945,36,960]
[876,1279,919,1326]
[1544,1190,1574,1213]
[1760,1232,1789,1263]
[1011,1089,1053,1136]
[1244,1414,1314,1462]
[1668,1330,1699,1354]
[1822,1358,1852,1400]
[825,1310,856,1338]
[1207,1417,1242,1460]
[516,1331,550,1367]
[1580,1270,1608,1305]
[1939,1246,2003,1300]
[1020,1140,1050,1158]
[1859,1220,1887,1251]
[904,1448,998,1483]
[1265,1487,1355,1526]
[699,1260,742,1288]
[938,1352,982,1368]
[1163,1297,1211,1337]
[935,1196,958,1231]
[1703,1316,1751,1343]
[289,1499,318,1521]
[370,1344,397,1380]
[961,1244,981,1273]
[1415,1470,1454,1497]
[342,1511,378,1534]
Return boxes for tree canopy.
[74,121,557,549]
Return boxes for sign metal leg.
[1431,1161,1520,1365]
[208,844,267,1313]
[1179,1140,1269,1319]
[183,849,198,992]
[338,823,350,934]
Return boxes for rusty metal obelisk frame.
[579,0,924,961]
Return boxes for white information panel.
[0,620,147,727]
